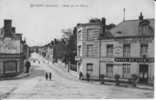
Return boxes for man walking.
[49,72,52,80]
[79,72,83,80]
[45,72,48,80]
[25,60,31,73]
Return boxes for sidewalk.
[52,62,79,79]
[0,73,30,81]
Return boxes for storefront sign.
[0,38,21,54]
[100,57,114,62]
[115,57,154,63]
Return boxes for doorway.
[139,64,148,83]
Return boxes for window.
[106,44,113,57]
[122,64,130,78]
[106,64,113,78]
[86,63,93,73]
[78,45,81,56]
[140,44,148,57]
[87,29,98,40]
[77,30,81,41]
[86,44,93,57]
[123,44,130,57]
[4,61,17,74]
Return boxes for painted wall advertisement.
[0,38,21,54]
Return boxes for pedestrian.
[86,73,90,82]
[49,72,52,80]
[25,60,31,73]
[45,72,48,80]
[79,72,83,80]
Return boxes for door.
[139,64,148,83]
[86,63,93,75]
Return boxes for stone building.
[0,19,29,78]
[76,18,103,79]
[76,13,154,84]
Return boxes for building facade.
[76,18,103,79]
[0,19,29,78]
[76,13,154,84]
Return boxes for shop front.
[0,37,25,78]
[115,57,154,83]
[0,53,24,77]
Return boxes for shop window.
[106,64,113,78]
[86,63,93,73]
[140,44,148,57]
[3,61,17,74]
[122,64,130,78]
[106,44,113,57]
[123,44,130,57]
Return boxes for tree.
[61,28,73,42]
[106,23,116,30]
[62,27,77,65]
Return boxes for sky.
[0,0,154,46]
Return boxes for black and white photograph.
[0,0,155,99]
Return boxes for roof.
[110,18,154,37]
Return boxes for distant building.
[76,13,154,84]
[0,19,29,78]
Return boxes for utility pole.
[123,8,125,22]
[99,38,101,80]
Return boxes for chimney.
[139,12,144,21]
[54,38,57,44]
[4,19,12,37]
[12,27,16,33]
[4,19,12,28]
[101,17,106,33]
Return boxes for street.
[0,53,154,99]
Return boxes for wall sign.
[115,57,154,63]
[0,38,21,54]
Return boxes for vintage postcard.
[0,0,154,99]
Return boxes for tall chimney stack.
[139,12,144,21]
[101,17,106,33]
[4,19,12,37]
[123,8,125,22]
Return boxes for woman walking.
[45,72,48,80]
